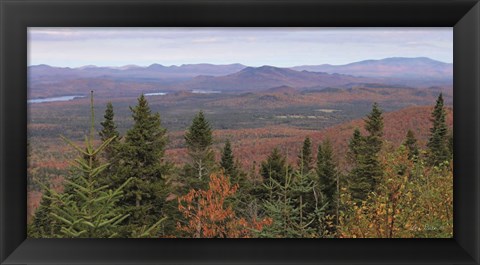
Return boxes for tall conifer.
[298,137,313,174]
[348,103,384,202]
[117,94,170,233]
[427,93,449,165]
[184,111,215,189]
[316,140,338,220]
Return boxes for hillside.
[165,105,453,170]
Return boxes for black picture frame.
[1,0,479,264]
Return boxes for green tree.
[364,102,384,153]
[297,137,313,174]
[99,102,120,160]
[28,188,60,237]
[260,166,319,238]
[184,111,215,189]
[427,93,449,165]
[404,130,419,161]
[347,128,363,163]
[117,94,170,234]
[348,103,384,202]
[316,140,339,225]
[98,102,121,187]
[260,147,289,186]
[220,139,236,177]
[40,91,135,238]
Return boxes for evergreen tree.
[316,140,339,223]
[347,128,363,163]
[219,139,251,215]
[260,147,289,186]
[117,94,170,234]
[221,139,236,177]
[184,111,215,188]
[99,102,120,161]
[260,166,318,238]
[364,102,384,153]
[348,103,384,202]
[42,91,139,238]
[29,188,60,237]
[297,137,313,174]
[404,130,419,161]
[427,93,449,165]
[98,102,121,187]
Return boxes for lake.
[191,90,221,94]
[28,95,86,104]
[145,92,167,96]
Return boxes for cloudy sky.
[28,27,453,68]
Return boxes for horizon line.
[27,56,452,69]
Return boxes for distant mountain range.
[291,57,452,84]
[28,57,453,98]
[29,63,246,83]
[174,65,375,92]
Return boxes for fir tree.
[347,128,363,163]
[221,139,236,177]
[316,140,339,223]
[29,188,60,237]
[364,102,384,153]
[184,111,215,188]
[44,91,136,238]
[297,137,313,174]
[427,94,449,165]
[117,94,170,234]
[260,166,319,238]
[260,147,289,186]
[99,102,120,161]
[348,103,384,202]
[404,130,419,161]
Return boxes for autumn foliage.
[177,174,272,238]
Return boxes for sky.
[28,27,453,68]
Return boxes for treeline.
[28,92,453,238]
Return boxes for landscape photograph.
[27,27,453,238]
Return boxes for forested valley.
[28,91,453,238]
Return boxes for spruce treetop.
[365,102,384,138]
[221,139,235,176]
[185,110,213,151]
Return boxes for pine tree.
[404,130,419,161]
[297,137,313,174]
[427,94,449,165]
[316,140,339,224]
[117,94,170,234]
[184,111,215,189]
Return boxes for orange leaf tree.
[177,173,271,238]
